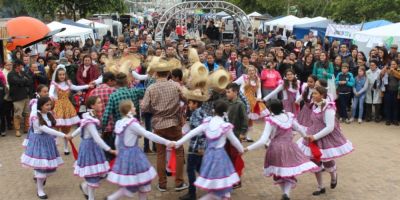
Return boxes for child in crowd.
[335,63,355,123]
[351,68,368,123]
[365,60,382,122]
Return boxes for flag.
[109,158,116,169]
[309,142,322,162]
[168,148,177,176]
[234,156,245,176]
[69,140,78,160]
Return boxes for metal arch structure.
[154,1,253,43]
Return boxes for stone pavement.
[0,120,399,200]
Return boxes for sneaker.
[385,121,391,126]
[339,118,343,123]
[179,193,196,200]
[345,119,350,124]
[175,183,189,191]
[1,132,5,137]
[15,130,21,137]
[157,184,167,192]
[358,119,362,124]
[349,118,354,123]
[393,121,399,126]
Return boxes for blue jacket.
[204,62,220,72]
[336,72,355,93]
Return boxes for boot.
[24,116,30,133]
[14,116,21,137]
[365,104,372,122]
[374,104,382,122]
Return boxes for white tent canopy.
[47,21,94,44]
[260,15,300,32]
[247,12,262,18]
[76,19,111,39]
[215,11,229,17]
[353,22,400,54]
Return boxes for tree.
[0,0,29,17]
[228,0,400,23]
[22,0,127,20]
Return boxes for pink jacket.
[260,69,282,89]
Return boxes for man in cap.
[141,60,188,192]
[389,44,398,60]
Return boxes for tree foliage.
[229,0,400,23]
[20,0,126,19]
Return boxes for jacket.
[7,70,32,101]
[76,64,100,85]
[336,72,355,94]
[227,98,248,138]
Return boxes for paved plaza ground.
[0,120,398,200]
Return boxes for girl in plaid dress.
[49,65,93,155]
[175,100,244,200]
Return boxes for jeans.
[384,90,399,122]
[186,154,202,195]
[143,112,156,151]
[352,94,366,119]
[338,93,351,119]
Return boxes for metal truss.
[154,1,253,42]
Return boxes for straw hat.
[189,62,208,89]
[188,48,200,65]
[182,87,210,102]
[182,68,190,83]
[151,59,174,72]
[168,58,182,70]
[207,69,230,91]
[146,56,161,74]
[104,58,119,75]
[120,55,141,69]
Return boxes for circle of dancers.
[20,58,354,200]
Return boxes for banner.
[326,24,362,39]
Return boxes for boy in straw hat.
[141,59,189,192]
[179,88,209,200]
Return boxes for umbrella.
[6,16,65,51]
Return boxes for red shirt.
[260,69,282,89]
[89,84,116,132]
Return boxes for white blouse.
[247,113,307,151]
[71,113,111,151]
[32,113,65,137]
[176,116,244,153]
[263,80,300,102]
[234,75,262,99]
[49,81,89,99]
[312,103,336,140]
[114,118,171,148]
